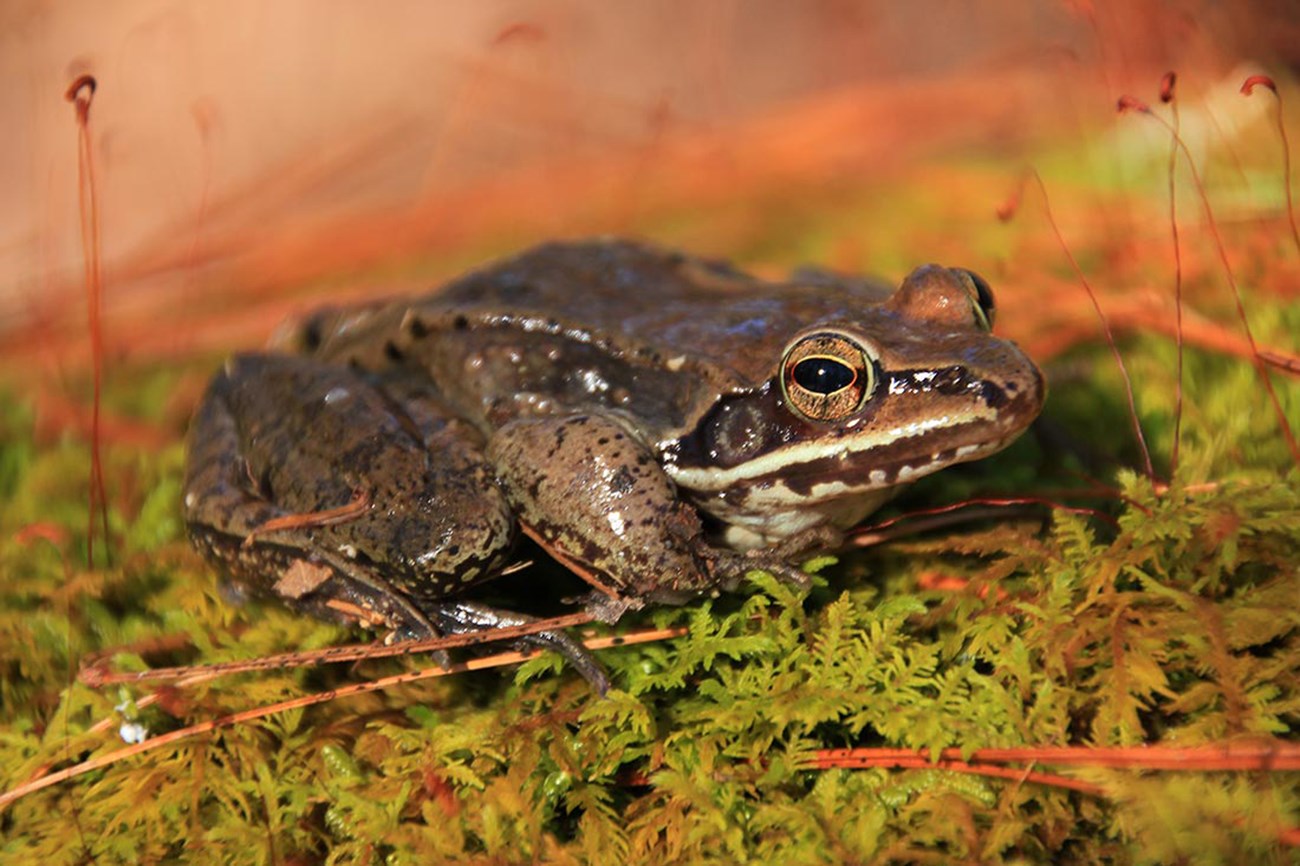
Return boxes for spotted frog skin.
[184,239,1045,689]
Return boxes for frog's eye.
[956,268,996,331]
[781,332,876,421]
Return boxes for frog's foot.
[577,592,646,625]
[421,600,610,694]
[707,522,845,591]
[703,545,814,593]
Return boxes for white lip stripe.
[666,409,1000,492]
[739,441,1001,503]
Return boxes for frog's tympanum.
[184,240,1045,690]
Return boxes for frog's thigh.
[359,378,519,595]
[182,363,281,539]
[185,368,352,619]
[184,358,505,639]
[487,413,714,604]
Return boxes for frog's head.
[665,265,1046,547]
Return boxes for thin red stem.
[1122,96,1300,466]
[851,496,1123,544]
[811,753,1102,795]
[1026,169,1157,481]
[1241,75,1300,255]
[0,625,682,810]
[1165,80,1185,476]
[812,743,1300,772]
[81,611,601,685]
[63,73,112,859]
[66,76,110,567]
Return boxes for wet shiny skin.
[183,239,1045,686]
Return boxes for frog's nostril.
[955,268,996,330]
[302,320,323,351]
[980,380,1008,410]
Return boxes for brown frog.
[183,239,1045,690]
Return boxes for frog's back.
[291,239,896,439]
[425,239,894,383]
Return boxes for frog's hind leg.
[185,356,607,689]
[183,359,446,640]
[419,600,610,694]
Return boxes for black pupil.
[792,358,855,394]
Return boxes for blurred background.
[2,0,1297,381]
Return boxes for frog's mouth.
[765,428,1021,501]
[674,421,1022,504]
[673,420,1029,552]
[671,382,1039,497]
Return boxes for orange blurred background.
[3,0,1296,376]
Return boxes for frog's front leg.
[487,413,805,620]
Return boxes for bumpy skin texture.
[185,356,515,597]
[487,414,714,607]
[295,242,1043,545]
[184,239,1045,689]
[184,355,605,686]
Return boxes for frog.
[183,239,1045,691]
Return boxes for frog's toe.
[422,601,610,694]
[749,549,816,588]
[706,547,813,591]
[511,629,611,695]
[758,559,815,589]
[573,591,645,625]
